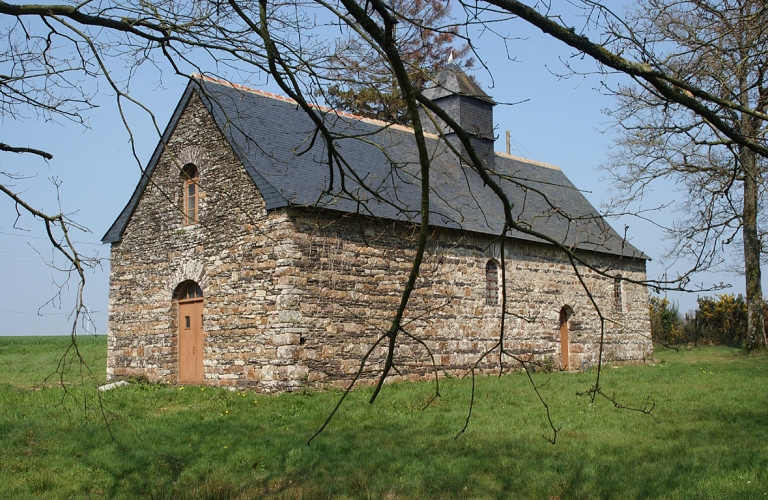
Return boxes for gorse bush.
[650,293,767,347]
[688,294,749,346]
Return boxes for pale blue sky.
[0,5,753,336]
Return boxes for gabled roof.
[102,76,647,260]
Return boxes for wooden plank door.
[179,299,204,383]
[559,307,569,371]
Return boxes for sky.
[0,3,755,336]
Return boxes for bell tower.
[418,63,496,169]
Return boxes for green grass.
[1,338,767,499]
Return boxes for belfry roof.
[422,63,495,104]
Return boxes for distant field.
[0,337,766,499]
[0,335,107,388]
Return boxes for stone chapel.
[102,64,653,391]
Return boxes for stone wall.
[276,210,651,390]
[107,91,653,391]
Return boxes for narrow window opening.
[182,164,199,225]
[486,260,499,306]
[185,316,191,329]
[614,275,623,313]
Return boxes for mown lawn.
[0,336,766,499]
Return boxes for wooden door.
[559,307,569,371]
[179,299,204,383]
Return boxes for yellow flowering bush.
[690,294,748,346]
[649,293,767,346]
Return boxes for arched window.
[182,164,199,225]
[486,260,499,305]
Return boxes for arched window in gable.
[182,164,199,225]
[486,260,499,306]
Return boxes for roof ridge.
[192,74,417,135]
[494,151,561,171]
[192,75,563,172]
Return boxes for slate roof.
[102,76,647,260]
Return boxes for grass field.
[0,336,766,499]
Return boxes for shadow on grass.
[75,386,768,499]
[2,347,767,499]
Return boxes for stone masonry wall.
[107,92,652,391]
[278,210,651,389]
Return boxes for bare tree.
[597,0,768,351]
[5,0,767,441]
[440,0,768,349]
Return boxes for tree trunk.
[741,145,767,351]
